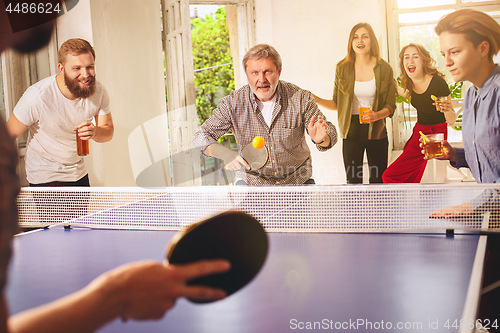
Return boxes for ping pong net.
[16,184,500,233]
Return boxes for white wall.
[255,0,387,184]
[56,0,93,44]
[56,0,168,186]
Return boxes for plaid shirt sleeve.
[0,119,20,293]
[192,94,235,157]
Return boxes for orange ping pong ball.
[252,136,265,149]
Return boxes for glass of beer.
[76,130,89,156]
[438,96,448,111]
[358,101,371,124]
[423,133,444,159]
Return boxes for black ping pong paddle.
[240,143,269,170]
[165,210,268,303]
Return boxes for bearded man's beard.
[64,73,96,98]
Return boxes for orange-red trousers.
[383,122,448,183]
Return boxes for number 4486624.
[5,2,61,14]
[444,319,498,330]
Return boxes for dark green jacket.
[332,59,396,139]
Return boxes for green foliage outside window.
[191,8,235,125]
[449,81,463,130]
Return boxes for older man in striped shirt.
[193,44,337,185]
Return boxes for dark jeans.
[29,175,90,225]
[235,178,315,186]
[343,116,388,184]
[29,174,90,187]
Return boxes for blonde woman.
[313,23,395,183]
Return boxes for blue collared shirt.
[452,65,500,210]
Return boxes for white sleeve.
[98,85,111,116]
[12,86,39,126]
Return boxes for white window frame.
[160,0,254,186]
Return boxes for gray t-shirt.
[14,75,110,184]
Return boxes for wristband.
[312,138,325,145]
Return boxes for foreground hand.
[419,138,456,161]
[226,155,250,171]
[430,203,473,219]
[308,115,328,143]
[74,121,95,141]
[95,260,230,322]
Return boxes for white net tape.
[16,184,500,233]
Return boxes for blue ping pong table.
[7,225,486,333]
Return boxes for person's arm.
[8,260,230,333]
[74,114,114,143]
[312,63,343,112]
[364,65,396,123]
[192,96,249,170]
[394,78,406,97]
[367,108,391,122]
[431,185,500,218]
[438,95,457,126]
[203,143,250,171]
[421,143,495,217]
[369,62,397,122]
[5,114,28,139]
[304,92,337,150]
[307,116,331,147]
[1,296,8,333]
[311,94,338,111]
[93,113,114,142]
[426,144,500,219]
[420,139,458,163]
[430,202,473,219]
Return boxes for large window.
[386,0,500,149]
[0,34,58,186]
[160,0,254,186]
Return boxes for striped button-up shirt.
[452,65,500,212]
[193,80,337,185]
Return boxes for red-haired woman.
[383,43,456,183]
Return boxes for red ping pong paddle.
[165,211,268,303]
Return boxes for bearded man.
[6,38,113,186]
